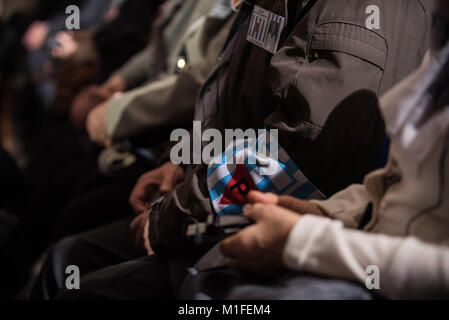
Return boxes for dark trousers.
[179,246,374,300]
[34,220,373,300]
[32,218,183,300]
[17,124,140,292]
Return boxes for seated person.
[15,0,234,292]
[211,2,449,299]
[0,147,24,298]
[51,0,164,111]
[22,0,113,107]
[32,0,435,300]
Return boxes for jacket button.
[177,57,187,71]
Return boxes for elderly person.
[217,0,449,299]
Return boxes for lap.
[56,255,173,300]
[32,218,144,299]
[179,246,373,300]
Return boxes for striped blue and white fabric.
[207,134,325,216]
[246,5,285,54]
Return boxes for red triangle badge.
[219,164,260,205]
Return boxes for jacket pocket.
[309,22,387,71]
[289,21,388,142]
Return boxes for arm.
[267,12,390,197]
[106,12,235,141]
[112,46,156,90]
[106,72,201,140]
[311,184,374,229]
[284,215,449,299]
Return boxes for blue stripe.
[210,174,232,201]
[256,178,276,193]
[217,204,245,216]
[283,158,300,176]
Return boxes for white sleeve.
[283,215,449,299]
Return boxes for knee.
[32,236,84,300]
[46,235,85,276]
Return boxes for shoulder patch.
[247,5,285,54]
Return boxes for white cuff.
[282,215,335,270]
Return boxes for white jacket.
[282,49,449,299]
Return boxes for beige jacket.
[283,50,449,299]
[106,0,234,140]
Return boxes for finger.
[242,203,267,222]
[130,179,158,214]
[220,229,256,259]
[248,191,278,205]
[143,220,154,256]
[129,189,148,214]
[129,214,141,233]
[220,235,240,259]
[145,183,158,200]
[277,196,310,214]
[174,167,185,182]
[137,170,155,183]
[159,169,176,194]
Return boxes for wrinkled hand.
[52,31,79,59]
[220,202,302,275]
[86,99,114,146]
[129,162,185,214]
[248,191,326,217]
[130,210,154,255]
[71,75,126,129]
[23,21,49,51]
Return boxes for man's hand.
[97,75,126,97]
[220,203,302,275]
[129,162,185,214]
[130,211,154,255]
[86,99,113,146]
[248,191,326,217]
[70,86,106,129]
[71,75,126,129]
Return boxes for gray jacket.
[149,0,436,256]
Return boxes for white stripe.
[207,164,230,188]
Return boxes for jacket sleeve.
[113,46,155,90]
[283,215,449,299]
[266,13,390,197]
[149,164,215,256]
[106,72,198,140]
[311,184,373,229]
[106,14,235,141]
